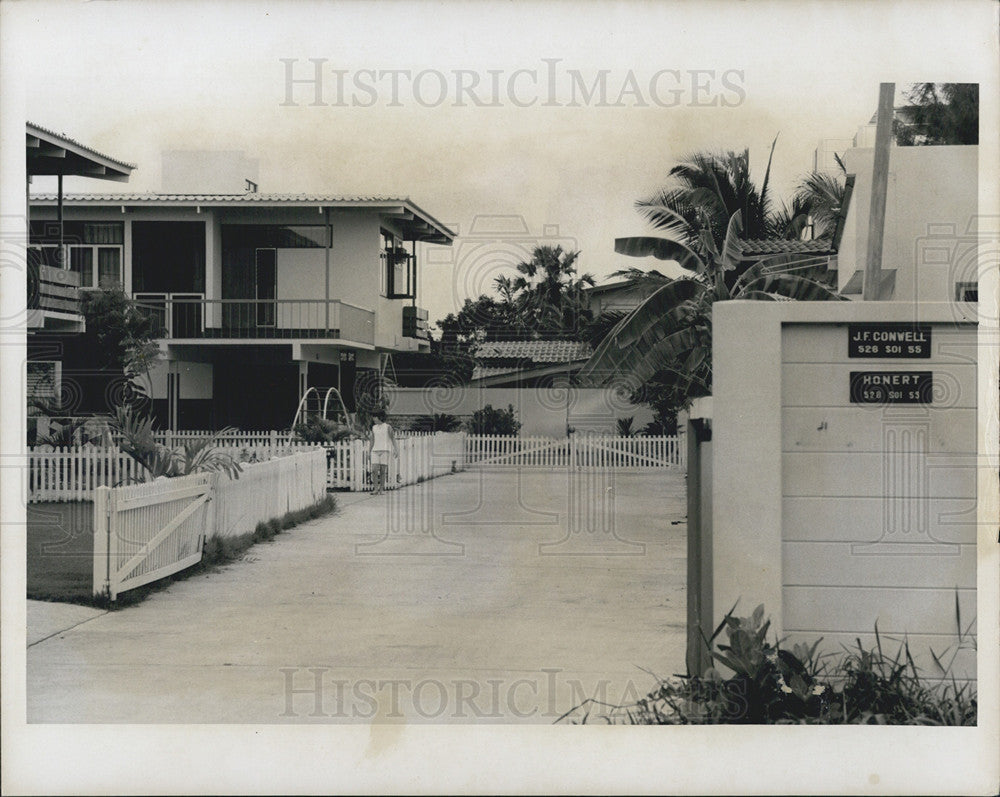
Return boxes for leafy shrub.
[560,602,976,725]
[110,405,242,481]
[292,416,354,444]
[467,404,521,435]
[409,413,461,433]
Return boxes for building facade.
[28,193,453,429]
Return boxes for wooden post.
[863,82,895,300]
[685,418,713,677]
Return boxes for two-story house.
[25,123,135,436]
[28,189,454,430]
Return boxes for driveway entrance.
[27,468,687,723]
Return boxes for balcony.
[27,263,83,329]
[133,295,375,346]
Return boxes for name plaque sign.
[849,371,933,404]
[848,324,932,358]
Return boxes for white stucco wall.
[840,145,978,303]
[387,384,653,438]
[712,300,982,681]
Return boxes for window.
[28,222,124,288]
[955,282,978,302]
[380,229,413,299]
[69,245,122,288]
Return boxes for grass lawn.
[27,502,95,604]
[26,496,339,607]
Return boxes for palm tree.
[579,139,851,410]
[495,245,596,338]
[896,83,978,146]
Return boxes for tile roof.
[738,239,836,256]
[27,122,136,170]
[28,192,456,241]
[470,365,522,380]
[474,339,593,363]
[30,192,411,204]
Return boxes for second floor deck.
[134,295,377,346]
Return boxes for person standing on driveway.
[368,410,398,495]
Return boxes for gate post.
[685,410,713,678]
[92,486,112,599]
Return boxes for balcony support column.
[324,208,331,332]
[298,361,309,403]
[57,174,64,268]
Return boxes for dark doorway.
[132,222,206,293]
[212,350,298,430]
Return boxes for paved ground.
[26,467,688,723]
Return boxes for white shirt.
[371,422,392,452]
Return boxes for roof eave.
[26,122,135,180]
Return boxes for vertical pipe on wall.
[863,82,895,301]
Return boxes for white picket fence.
[465,435,570,468]
[334,432,467,492]
[572,434,685,468]
[213,451,329,539]
[26,443,322,503]
[465,434,684,469]
[29,446,146,501]
[28,432,682,503]
[94,451,328,599]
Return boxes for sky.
[4,0,995,327]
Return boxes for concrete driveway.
[26,468,688,723]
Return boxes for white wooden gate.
[93,473,213,600]
[570,434,685,468]
[465,435,569,468]
[466,434,684,470]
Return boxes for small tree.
[467,404,521,435]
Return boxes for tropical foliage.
[894,83,978,146]
[560,602,976,725]
[578,142,847,415]
[438,245,595,343]
[292,416,355,444]
[409,413,462,433]
[467,404,521,435]
[110,405,242,481]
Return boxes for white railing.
[213,450,328,539]
[465,435,570,468]
[93,451,328,599]
[26,443,322,503]
[571,434,685,468]
[342,432,467,492]
[29,446,147,501]
[30,432,682,503]
[466,434,685,469]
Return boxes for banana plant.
[577,209,846,399]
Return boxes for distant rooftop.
[475,339,593,363]
[738,238,836,256]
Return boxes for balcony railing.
[28,263,82,315]
[133,295,375,345]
